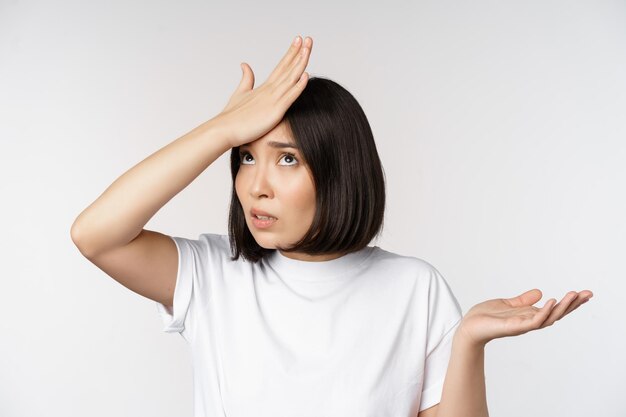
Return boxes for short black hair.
[227,76,386,263]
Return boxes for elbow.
[70,219,95,258]
[70,217,86,247]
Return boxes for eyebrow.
[240,141,299,150]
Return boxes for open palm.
[457,288,594,348]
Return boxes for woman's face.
[235,121,321,260]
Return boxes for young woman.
[71,35,593,417]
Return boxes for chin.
[255,242,274,250]
[249,233,277,249]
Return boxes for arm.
[71,35,312,257]
[70,119,232,256]
[431,332,488,417]
[422,288,593,417]
[69,36,312,308]
[69,120,231,307]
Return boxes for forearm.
[71,117,232,257]
[436,332,489,417]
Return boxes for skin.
[218,35,313,150]
[234,121,344,262]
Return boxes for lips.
[250,208,277,219]
[250,207,278,229]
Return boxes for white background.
[1,0,624,416]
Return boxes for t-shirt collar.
[265,245,376,282]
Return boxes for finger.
[279,71,310,107]
[506,288,543,308]
[562,301,584,317]
[539,292,578,328]
[267,36,304,84]
[522,298,556,332]
[562,293,592,316]
[270,37,312,99]
[236,62,255,92]
[274,38,313,94]
[516,298,556,334]
[282,41,313,86]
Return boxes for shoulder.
[371,246,444,283]
[371,247,462,330]
[370,247,459,308]
[197,232,230,250]
[171,232,232,264]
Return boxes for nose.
[249,164,274,199]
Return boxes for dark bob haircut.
[227,76,386,263]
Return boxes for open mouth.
[251,214,277,228]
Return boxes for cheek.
[283,176,316,213]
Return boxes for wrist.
[200,116,235,151]
[454,322,488,351]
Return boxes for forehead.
[239,122,298,150]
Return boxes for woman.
[71,35,593,417]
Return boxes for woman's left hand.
[456,288,594,348]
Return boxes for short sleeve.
[155,234,210,341]
[418,265,464,412]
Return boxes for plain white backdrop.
[1,0,624,416]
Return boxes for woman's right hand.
[211,35,314,149]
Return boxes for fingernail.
[293,36,301,45]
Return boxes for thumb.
[507,288,543,307]
[236,62,255,92]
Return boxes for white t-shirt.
[156,233,463,417]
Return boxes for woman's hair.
[227,76,386,263]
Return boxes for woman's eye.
[239,152,253,164]
[280,153,298,166]
[239,152,298,166]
